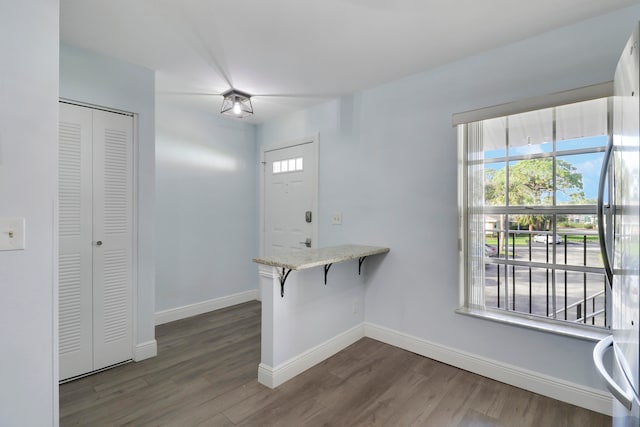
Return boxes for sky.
[483,135,607,202]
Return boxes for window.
[458,98,610,332]
[272,157,303,174]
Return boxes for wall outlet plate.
[331,213,342,225]
[0,217,25,251]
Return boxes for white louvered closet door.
[59,103,94,379]
[58,103,133,381]
[91,109,133,371]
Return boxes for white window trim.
[455,306,609,342]
[452,81,612,126]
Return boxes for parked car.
[533,234,563,244]
[484,244,498,257]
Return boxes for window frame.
[456,87,614,342]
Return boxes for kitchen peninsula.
[253,244,389,388]
[253,244,390,297]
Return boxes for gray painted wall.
[0,1,59,425]
[155,101,258,311]
[59,43,156,348]
[257,5,640,392]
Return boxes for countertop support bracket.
[324,263,333,285]
[279,268,292,298]
[358,256,367,275]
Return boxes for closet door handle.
[95,241,103,246]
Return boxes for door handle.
[593,335,633,410]
[299,238,311,248]
[95,241,103,246]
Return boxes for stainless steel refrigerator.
[593,22,640,426]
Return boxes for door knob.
[299,238,311,248]
[95,241,103,246]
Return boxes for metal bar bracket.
[279,268,292,298]
[358,256,367,275]
[324,264,332,285]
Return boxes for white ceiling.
[60,0,638,124]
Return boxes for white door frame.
[259,134,319,257]
[58,98,139,365]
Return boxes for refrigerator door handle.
[593,335,633,410]
[597,133,614,286]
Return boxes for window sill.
[456,307,610,342]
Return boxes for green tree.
[485,159,584,230]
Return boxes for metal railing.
[555,289,606,325]
[484,229,608,328]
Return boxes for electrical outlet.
[331,213,342,225]
[352,299,359,314]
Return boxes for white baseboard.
[155,290,260,325]
[133,340,157,361]
[258,323,365,389]
[364,322,612,416]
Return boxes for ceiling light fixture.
[220,89,253,118]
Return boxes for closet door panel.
[58,103,94,380]
[92,110,133,370]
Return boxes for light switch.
[0,218,25,251]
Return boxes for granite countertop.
[253,244,390,270]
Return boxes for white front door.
[264,140,317,256]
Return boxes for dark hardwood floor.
[60,301,611,426]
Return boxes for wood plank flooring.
[60,301,611,426]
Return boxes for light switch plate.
[0,218,25,251]
[331,213,342,225]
